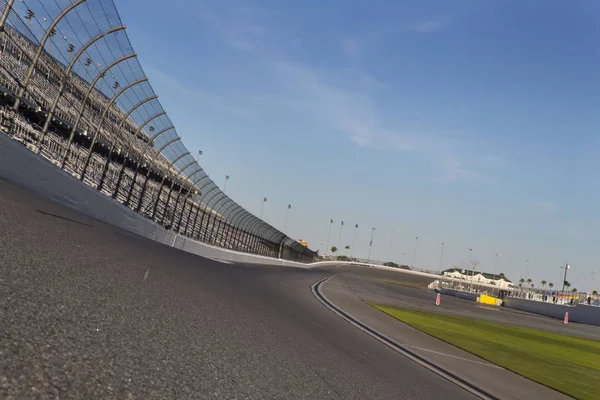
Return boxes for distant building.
[442,268,513,289]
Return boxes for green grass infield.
[372,304,600,400]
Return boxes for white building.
[442,268,514,289]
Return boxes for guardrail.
[0,0,315,263]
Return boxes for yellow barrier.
[477,294,502,306]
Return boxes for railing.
[0,0,316,263]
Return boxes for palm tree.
[330,246,337,256]
[519,278,525,286]
[564,281,571,290]
[549,282,554,292]
[345,245,350,255]
[593,290,598,296]
[571,288,577,294]
[527,278,533,288]
[541,280,547,288]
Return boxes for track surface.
[337,273,600,341]
[0,179,478,399]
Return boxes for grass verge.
[372,304,600,400]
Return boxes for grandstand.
[0,0,315,262]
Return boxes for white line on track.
[312,275,500,400]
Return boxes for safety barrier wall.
[0,133,308,268]
[503,297,600,327]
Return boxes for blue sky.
[117,0,600,290]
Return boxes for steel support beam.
[128,126,176,197]
[0,0,16,30]
[81,77,149,180]
[198,189,223,242]
[207,196,229,245]
[111,111,166,199]
[130,157,195,207]
[61,52,137,166]
[95,95,160,188]
[12,0,87,119]
[195,186,220,241]
[225,206,246,248]
[38,25,126,149]
[215,201,237,246]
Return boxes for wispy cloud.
[407,17,453,33]
[271,61,501,182]
[144,64,258,121]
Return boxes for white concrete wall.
[0,133,309,268]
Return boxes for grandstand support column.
[167,186,186,228]
[207,196,229,246]
[189,206,201,238]
[234,213,252,250]
[174,182,201,233]
[142,138,182,216]
[215,202,237,246]
[95,95,159,188]
[132,158,195,208]
[80,77,149,181]
[173,173,204,232]
[158,167,202,219]
[224,208,244,248]
[194,186,219,240]
[277,238,286,260]
[155,156,194,223]
[203,193,227,244]
[164,167,202,225]
[127,135,190,205]
[37,26,126,150]
[0,0,15,30]
[199,190,223,243]
[111,111,166,198]
[11,0,86,132]
[95,100,161,190]
[175,195,191,233]
[135,133,188,208]
[246,218,264,254]
[224,206,245,249]
[61,53,137,166]
[218,203,241,246]
[227,208,247,250]
[240,214,258,250]
[182,201,197,235]
[239,215,255,252]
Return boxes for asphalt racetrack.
[2,176,587,400]
[0,178,482,399]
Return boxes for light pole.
[367,227,376,263]
[493,253,500,281]
[338,221,344,248]
[524,259,531,280]
[561,263,570,293]
[325,219,334,256]
[438,242,446,274]
[387,230,394,262]
[350,224,358,258]
[260,197,267,219]
[283,204,291,232]
[223,175,230,193]
[412,236,420,269]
